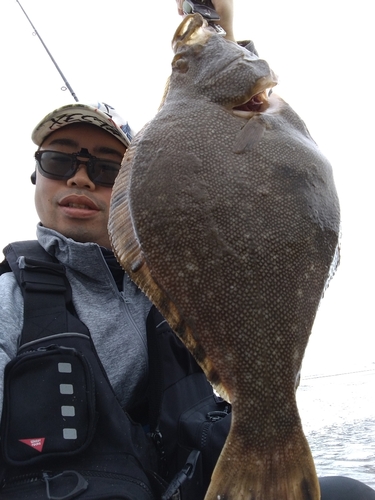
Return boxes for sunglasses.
[34,148,122,187]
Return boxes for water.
[297,365,375,489]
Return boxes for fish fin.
[109,144,201,348]
[204,424,320,500]
[158,75,171,111]
[233,116,266,154]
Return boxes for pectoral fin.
[233,116,266,154]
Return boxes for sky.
[0,0,374,378]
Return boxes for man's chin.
[51,224,111,248]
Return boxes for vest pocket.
[1,344,96,466]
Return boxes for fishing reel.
[182,0,226,35]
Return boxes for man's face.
[34,122,126,248]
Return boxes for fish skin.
[109,13,340,500]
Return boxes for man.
[2,103,150,415]
[0,2,232,500]
[0,2,374,499]
[0,103,167,500]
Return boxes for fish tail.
[204,427,320,500]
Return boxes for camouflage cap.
[32,102,133,148]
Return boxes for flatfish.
[109,13,340,500]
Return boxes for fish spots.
[109,13,339,500]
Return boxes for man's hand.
[175,0,235,41]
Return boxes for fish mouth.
[232,89,271,115]
[231,74,278,119]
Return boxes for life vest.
[0,241,232,500]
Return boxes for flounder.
[109,13,340,500]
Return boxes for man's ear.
[30,171,36,185]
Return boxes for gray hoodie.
[0,224,152,416]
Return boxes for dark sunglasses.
[34,148,122,187]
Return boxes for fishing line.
[15,0,79,101]
[304,368,375,381]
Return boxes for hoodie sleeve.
[0,272,23,418]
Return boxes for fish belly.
[109,72,339,500]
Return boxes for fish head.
[168,13,278,112]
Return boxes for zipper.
[201,406,231,449]
[150,428,167,477]
[120,291,150,356]
[1,472,43,487]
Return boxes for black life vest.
[0,241,232,500]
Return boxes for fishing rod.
[15,0,79,102]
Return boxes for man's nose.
[67,162,95,189]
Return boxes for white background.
[0,0,374,378]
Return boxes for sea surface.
[297,364,375,489]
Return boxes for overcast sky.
[0,0,373,377]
